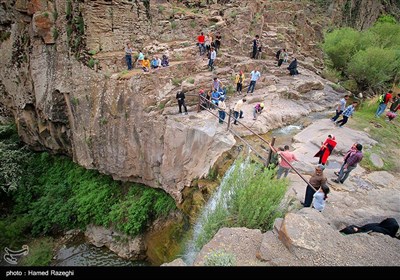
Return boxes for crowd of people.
[126,30,398,214]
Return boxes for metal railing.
[183,92,317,192]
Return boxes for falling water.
[182,156,250,265]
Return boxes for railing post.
[266,137,276,167]
[227,108,231,131]
[197,93,201,113]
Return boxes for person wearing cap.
[332,143,363,184]
[218,96,227,124]
[303,164,327,207]
[253,102,265,120]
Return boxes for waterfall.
[182,157,250,265]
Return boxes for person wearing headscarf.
[303,164,327,207]
[314,134,337,165]
[287,58,299,75]
[235,70,245,94]
[340,218,399,238]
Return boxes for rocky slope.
[164,119,400,266]
[0,0,398,204]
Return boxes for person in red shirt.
[197,32,205,56]
[314,135,337,165]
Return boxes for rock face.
[1,0,398,203]
[85,225,146,260]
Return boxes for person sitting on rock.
[151,57,159,69]
[287,58,299,75]
[141,57,150,72]
[161,54,169,67]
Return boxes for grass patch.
[190,20,196,28]
[348,98,400,172]
[20,238,54,266]
[204,250,236,266]
[186,77,195,84]
[172,77,183,86]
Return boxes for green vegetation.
[71,97,79,106]
[193,158,288,252]
[88,57,99,69]
[190,20,196,29]
[172,77,183,86]
[0,124,177,252]
[0,31,11,42]
[348,98,400,172]
[53,11,58,21]
[20,238,54,266]
[204,250,236,266]
[322,16,400,93]
[171,21,177,30]
[52,28,59,40]
[187,77,195,84]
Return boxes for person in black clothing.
[252,35,259,59]
[176,90,188,115]
[340,218,399,238]
[287,58,299,76]
[214,32,221,53]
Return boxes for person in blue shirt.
[211,90,220,109]
[335,101,358,128]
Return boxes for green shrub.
[172,78,182,86]
[20,238,54,266]
[171,21,177,30]
[191,158,288,252]
[52,28,59,40]
[187,77,195,84]
[190,20,196,28]
[204,250,236,266]
[347,47,399,91]
[322,27,360,71]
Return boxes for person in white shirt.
[247,69,261,93]
[208,47,217,71]
[233,98,247,125]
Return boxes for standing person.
[208,47,216,71]
[312,183,330,212]
[214,31,221,53]
[276,145,298,179]
[211,89,220,109]
[233,98,247,125]
[235,71,245,94]
[375,90,393,117]
[335,101,358,128]
[176,90,188,115]
[136,50,144,68]
[251,35,260,59]
[277,48,285,67]
[387,93,400,121]
[125,42,133,70]
[302,164,327,207]
[331,95,349,122]
[332,144,363,184]
[287,58,299,75]
[197,32,205,55]
[247,69,261,94]
[205,33,211,52]
[275,48,282,61]
[218,97,227,124]
[253,103,265,120]
[314,134,337,165]
[334,142,357,177]
[212,77,223,92]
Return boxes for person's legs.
[376,103,387,117]
[218,110,224,123]
[276,165,285,179]
[183,101,188,114]
[233,111,239,124]
[239,110,244,118]
[251,81,256,93]
[331,110,342,121]
[340,165,356,183]
[238,83,242,93]
[338,116,348,127]
[252,47,257,59]
[253,108,257,120]
[303,185,315,207]
[283,167,290,178]
[178,101,183,113]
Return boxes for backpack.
[378,93,387,104]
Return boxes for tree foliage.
[322,16,400,93]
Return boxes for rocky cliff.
[0,0,398,203]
